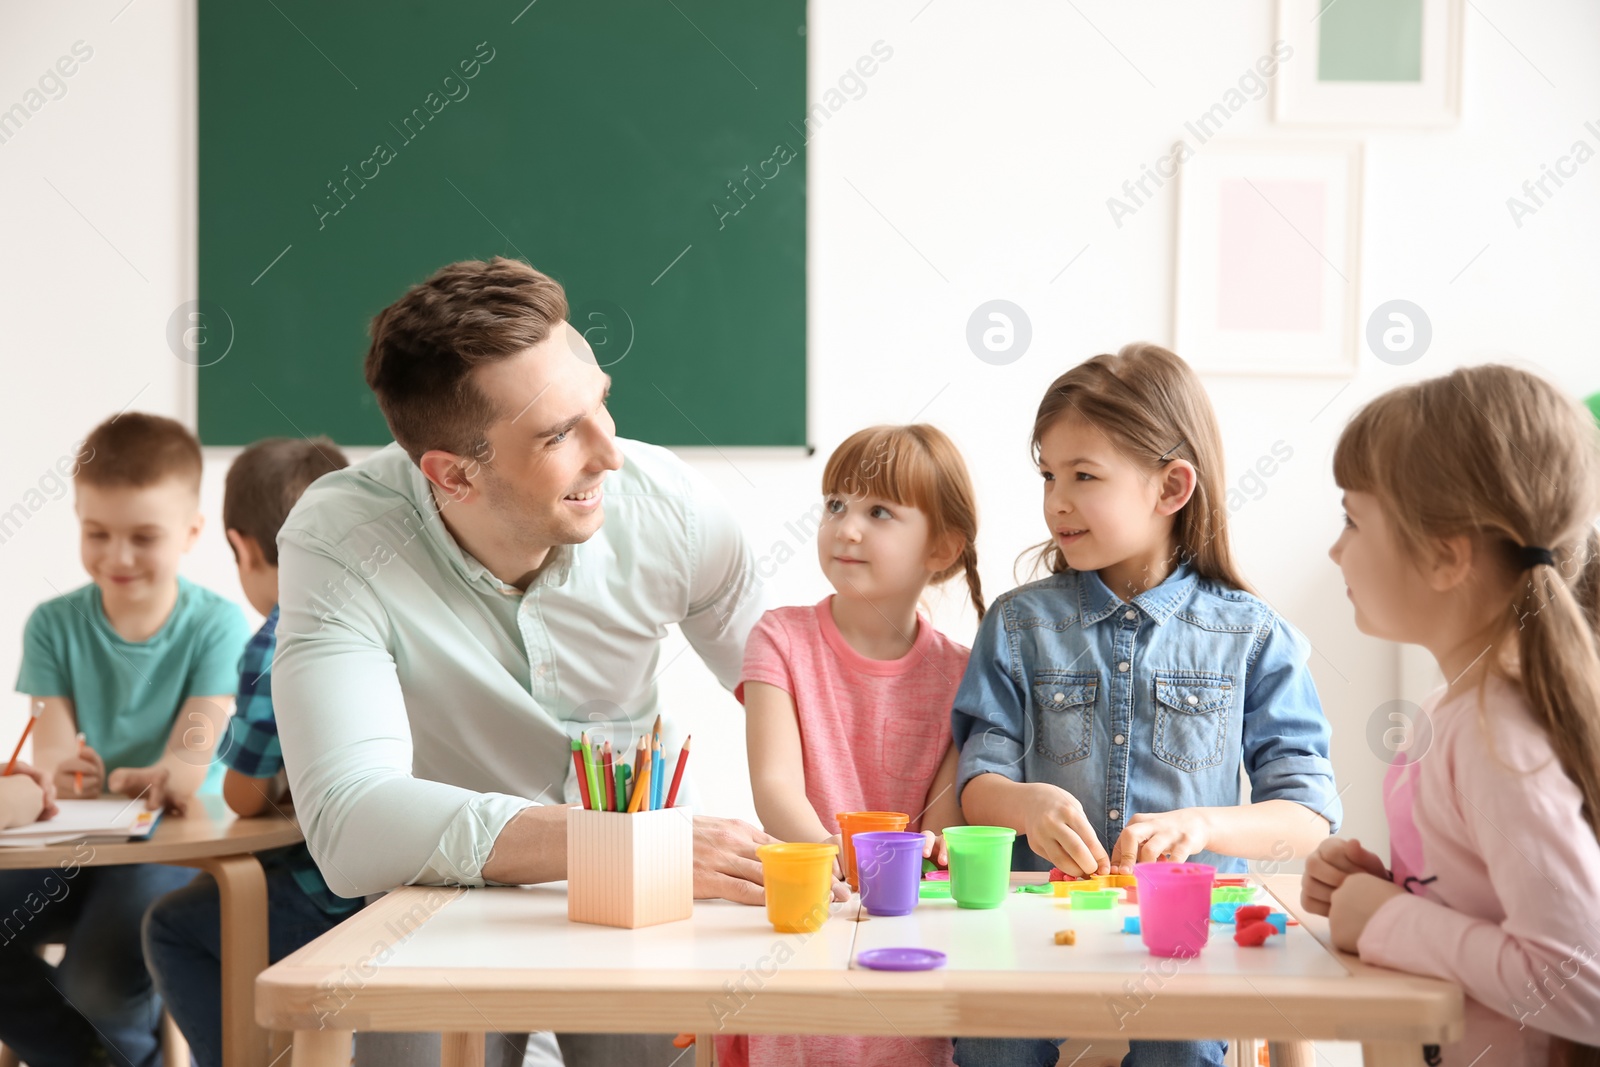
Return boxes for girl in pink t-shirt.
[725,423,984,1067]
[1309,364,1600,1066]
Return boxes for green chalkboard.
[197,0,806,448]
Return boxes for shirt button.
[1186,694,1199,705]
[1109,809,1121,820]
[1117,661,1130,673]
[1052,692,1065,703]
[1123,610,1136,621]
[1113,734,1126,745]
[535,665,548,678]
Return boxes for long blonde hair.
[1022,343,1252,593]
[1335,364,1600,1067]
[822,424,985,621]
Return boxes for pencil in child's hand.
[571,738,591,810]
[664,735,692,809]
[3,702,40,777]
[602,741,616,812]
[74,732,85,794]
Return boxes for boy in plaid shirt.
[142,437,356,1067]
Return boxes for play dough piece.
[1235,905,1271,925]
[1054,929,1077,945]
[1233,920,1277,947]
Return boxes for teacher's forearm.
[481,804,575,885]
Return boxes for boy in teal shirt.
[0,413,250,1067]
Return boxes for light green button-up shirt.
[272,439,764,897]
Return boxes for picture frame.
[1274,0,1464,127]
[1173,139,1364,378]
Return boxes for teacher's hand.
[691,816,850,906]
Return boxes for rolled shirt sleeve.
[1240,613,1342,833]
[273,528,534,897]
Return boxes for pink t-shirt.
[1360,675,1600,1063]
[723,596,968,1067]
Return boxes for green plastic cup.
[943,826,1016,909]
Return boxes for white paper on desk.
[0,798,159,844]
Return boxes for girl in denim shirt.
[951,344,1341,1067]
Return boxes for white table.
[258,873,1463,1066]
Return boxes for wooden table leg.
[695,1032,715,1067]
[442,1032,486,1067]
[187,854,271,1067]
[1362,1042,1424,1066]
[1267,1041,1315,1066]
[292,1028,350,1067]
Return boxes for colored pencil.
[602,741,616,812]
[73,731,85,794]
[570,738,591,810]
[628,747,652,814]
[581,732,602,811]
[614,761,628,814]
[652,739,664,810]
[628,736,647,809]
[664,735,692,809]
[3,704,40,777]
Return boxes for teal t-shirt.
[16,576,252,793]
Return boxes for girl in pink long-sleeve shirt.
[1311,364,1600,1066]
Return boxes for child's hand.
[921,830,948,868]
[1302,837,1389,917]
[1110,809,1211,873]
[107,766,182,813]
[6,761,58,821]
[54,740,105,798]
[1328,871,1405,953]
[1022,783,1110,878]
[0,773,49,828]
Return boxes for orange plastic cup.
[758,842,839,933]
[836,811,910,889]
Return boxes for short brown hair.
[365,257,570,462]
[224,438,350,566]
[75,412,202,493]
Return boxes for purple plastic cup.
[853,831,925,916]
[1134,862,1216,958]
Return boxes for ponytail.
[1514,538,1600,844]
[959,542,986,622]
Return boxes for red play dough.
[1048,868,1067,882]
[1235,905,1271,925]
[1233,921,1277,947]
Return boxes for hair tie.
[1518,545,1557,570]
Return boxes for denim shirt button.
[1117,661,1130,672]
[1186,694,1199,705]
[1123,610,1136,620]
[1052,692,1065,703]
[1113,733,1126,745]
[1108,808,1121,820]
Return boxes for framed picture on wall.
[1173,140,1364,377]
[1275,0,1463,126]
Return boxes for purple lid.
[857,947,947,972]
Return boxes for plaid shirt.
[224,607,360,916]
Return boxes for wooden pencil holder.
[566,806,694,928]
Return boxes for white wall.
[4,0,1599,869]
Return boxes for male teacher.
[273,256,786,1065]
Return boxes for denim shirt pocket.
[1151,670,1234,771]
[1030,671,1097,765]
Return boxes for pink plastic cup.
[1133,862,1215,958]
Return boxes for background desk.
[0,795,302,1067]
[259,872,1461,1066]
